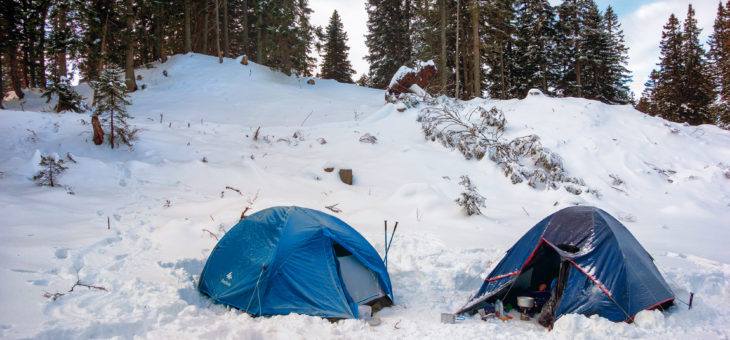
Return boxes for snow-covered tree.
[512,0,557,97]
[91,66,137,149]
[653,14,685,122]
[365,0,412,89]
[320,10,355,83]
[42,76,86,113]
[455,175,485,216]
[33,154,68,187]
[679,4,714,125]
[600,6,632,104]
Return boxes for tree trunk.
[222,0,229,57]
[241,0,249,56]
[8,52,24,99]
[55,4,68,80]
[455,0,460,99]
[214,0,222,63]
[0,55,4,109]
[110,109,115,149]
[184,0,192,53]
[125,0,137,92]
[98,15,110,77]
[203,1,209,54]
[576,61,582,97]
[255,3,263,63]
[439,0,447,93]
[37,4,50,88]
[470,0,479,98]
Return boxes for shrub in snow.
[419,99,586,194]
[527,88,544,97]
[359,133,378,144]
[419,102,504,160]
[455,175,485,216]
[33,154,67,187]
[42,77,86,113]
[91,66,138,149]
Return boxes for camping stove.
[517,296,535,321]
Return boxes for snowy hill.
[1,53,729,339]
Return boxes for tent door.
[333,243,385,305]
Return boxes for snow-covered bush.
[33,154,67,187]
[418,99,587,194]
[455,175,485,216]
[42,77,86,113]
[91,66,138,149]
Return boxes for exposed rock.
[307,79,315,85]
[338,169,353,185]
[324,167,334,173]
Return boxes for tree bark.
[214,0,222,63]
[255,3,263,63]
[241,0,249,56]
[439,0,447,93]
[55,3,68,79]
[470,0,480,98]
[184,0,192,53]
[124,0,137,92]
[222,0,229,57]
[203,1,209,54]
[8,52,24,99]
[455,0,460,99]
[98,14,109,77]
[37,4,50,88]
[92,114,104,145]
[0,55,4,109]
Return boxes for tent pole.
[384,220,388,269]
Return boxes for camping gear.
[457,206,674,324]
[517,296,534,320]
[383,220,398,269]
[198,206,394,319]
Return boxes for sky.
[309,0,718,96]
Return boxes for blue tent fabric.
[198,206,393,319]
[459,206,674,322]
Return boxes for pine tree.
[483,0,516,99]
[654,14,684,122]
[708,1,730,129]
[600,6,632,104]
[555,0,582,97]
[636,69,659,115]
[42,76,86,113]
[679,5,714,125]
[33,154,68,187]
[365,0,412,89]
[91,66,137,149]
[512,0,557,97]
[320,10,355,83]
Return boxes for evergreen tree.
[512,0,557,97]
[42,76,87,113]
[320,10,355,83]
[33,154,68,187]
[636,69,659,115]
[365,0,412,89]
[600,6,632,104]
[679,5,714,125]
[555,0,582,97]
[653,14,684,122]
[575,1,610,101]
[708,1,730,129]
[91,66,137,149]
[483,0,516,99]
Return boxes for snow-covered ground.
[1,53,729,339]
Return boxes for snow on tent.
[198,206,393,319]
[457,206,674,324]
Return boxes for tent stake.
[689,292,694,309]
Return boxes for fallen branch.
[43,277,108,301]
[225,186,243,195]
[240,207,250,220]
[325,203,342,213]
[253,126,261,141]
[202,229,219,241]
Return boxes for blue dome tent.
[458,206,674,324]
[198,206,393,319]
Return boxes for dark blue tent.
[458,206,674,323]
[198,206,393,319]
